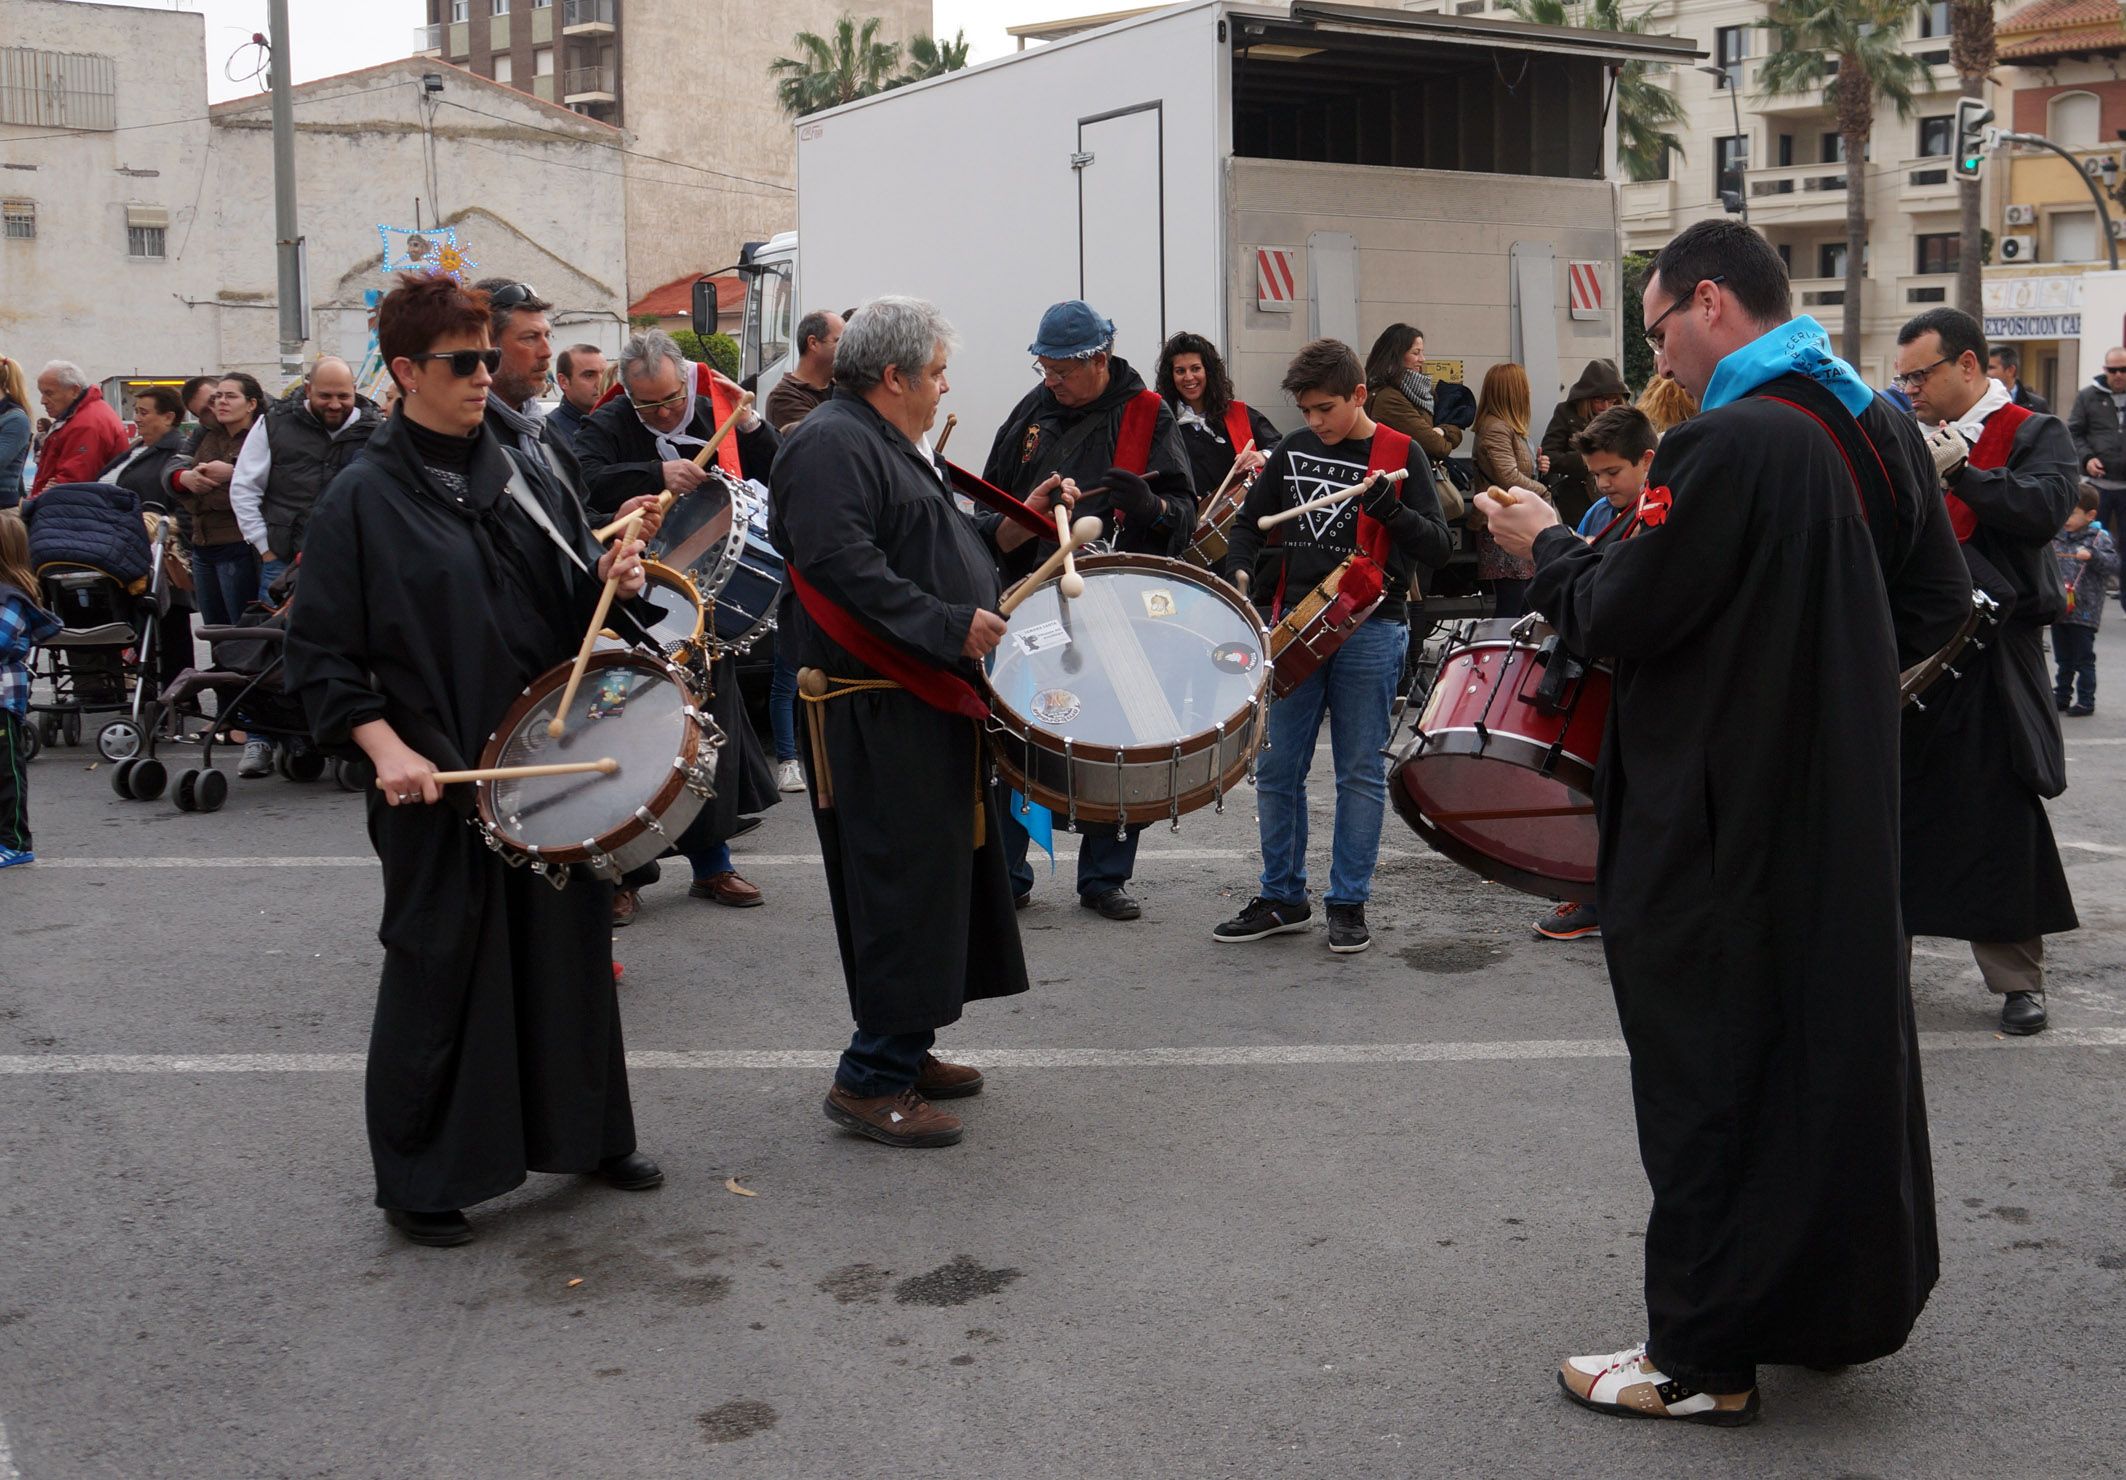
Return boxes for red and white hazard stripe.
[1258,247,1297,306]
[1568,261,1604,315]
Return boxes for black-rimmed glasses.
[1643,275,1725,354]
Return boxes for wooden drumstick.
[549,511,643,737]
[1000,515,1104,617]
[1205,439,1255,508]
[1056,504,1085,599]
[1256,468,1408,530]
[936,413,958,456]
[1483,485,1521,507]
[430,758,619,785]
[588,390,755,541]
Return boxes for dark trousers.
[0,710,29,852]
[2053,623,2097,708]
[1000,803,1143,899]
[837,1027,935,1097]
[1489,577,1532,619]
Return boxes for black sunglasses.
[487,282,541,312]
[408,348,503,377]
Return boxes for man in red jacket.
[30,362,128,498]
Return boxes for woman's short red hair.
[378,272,492,383]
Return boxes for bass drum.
[475,649,723,882]
[710,498,785,655]
[984,553,1270,828]
[1389,618,1609,900]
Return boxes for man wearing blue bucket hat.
[982,300,1198,921]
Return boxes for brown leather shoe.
[823,1084,963,1147]
[610,887,639,928]
[914,1052,984,1099]
[689,871,764,907]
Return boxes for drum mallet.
[1000,515,1104,618]
[1256,468,1407,530]
[589,390,755,541]
[1204,439,1255,509]
[1054,504,1086,599]
[935,413,958,457]
[430,758,619,785]
[550,510,644,737]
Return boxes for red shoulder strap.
[1324,424,1412,617]
[785,563,989,720]
[701,366,744,480]
[1946,401,2033,544]
[1222,400,1255,461]
[1114,390,1164,475]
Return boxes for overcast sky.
[64,0,1134,103]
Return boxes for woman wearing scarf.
[1479,220,1943,1427]
[286,274,671,1248]
[1363,324,1463,464]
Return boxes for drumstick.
[1205,440,1255,508]
[1056,504,1085,599]
[999,515,1104,618]
[549,511,643,738]
[1484,486,1521,507]
[588,391,756,541]
[936,413,957,456]
[1256,468,1408,530]
[430,758,619,785]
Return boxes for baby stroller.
[18,482,161,764]
[111,562,349,810]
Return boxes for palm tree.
[892,30,972,88]
[1758,0,1937,360]
[1951,0,1997,317]
[769,14,902,120]
[1502,0,1686,181]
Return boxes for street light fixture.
[1697,64,1751,225]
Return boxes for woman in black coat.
[98,385,192,691]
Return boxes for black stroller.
[18,483,162,764]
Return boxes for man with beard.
[1893,306,2080,1034]
[228,355,382,600]
[981,300,1196,921]
[472,280,584,497]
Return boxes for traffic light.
[1954,98,1995,183]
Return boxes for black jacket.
[99,432,188,516]
[573,394,782,518]
[258,396,385,560]
[2007,382,2050,415]
[2067,376,2126,478]
[22,481,151,586]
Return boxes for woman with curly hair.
[1156,330,1279,502]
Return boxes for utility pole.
[268,0,308,374]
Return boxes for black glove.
[1104,465,1160,523]
[1359,472,1406,522]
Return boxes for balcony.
[563,64,615,104]
[563,0,616,34]
[1897,273,1957,307]
[1787,274,1850,311]
[1745,161,1851,226]
[1619,178,1675,226]
[413,23,443,55]
[1903,160,1958,204]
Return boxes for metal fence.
[563,64,615,97]
[0,48,118,132]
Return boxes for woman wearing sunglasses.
[286,273,671,1249]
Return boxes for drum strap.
[502,463,591,576]
[1223,401,1256,462]
[1270,425,1409,622]
[1955,402,2032,543]
[795,667,987,847]
[1115,391,1165,475]
[784,562,991,721]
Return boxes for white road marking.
[1,1028,2117,1077]
[0,1415,18,1480]
[26,847,1450,871]
[2058,837,2126,857]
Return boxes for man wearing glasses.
[2067,347,2126,542]
[1892,306,2080,1039]
[980,300,1198,922]
[1477,219,1945,1427]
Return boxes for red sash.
[1274,424,1410,619]
[943,459,1057,538]
[1948,401,2032,544]
[1223,400,1256,462]
[591,363,745,478]
[1114,390,1164,474]
[784,563,991,720]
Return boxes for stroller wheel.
[173,769,201,812]
[19,721,40,764]
[332,758,373,794]
[286,750,326,783]
[128,757,169,802]
[112,758,140,799]
[62,711,82,747]
[195,770,230,813]
[37,713,60,748]
[97,719,144,763]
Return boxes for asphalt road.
[2,625,2124,1479]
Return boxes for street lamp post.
[1698,64,1750,226]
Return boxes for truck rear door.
[1076,103,1166,370]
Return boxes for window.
[491,0,509,14]
[1914,232,1960,274]
[492,53,513,84]
[1821,132,1844,164]
[450,0,469,20]
[2053,209,2100,263]
[533,47,554,76]
[2049,91,2102,150]
[0,47,117,131]
[532,0,550,6]
[127,225,165,259]
[1918,1,1950,37]
[1713,26,1748,83]
[1917,114,1953,158]
[1777,133,1795,166]
[1776,243,1793,269]
[1715,134,1748,201]
[1819,243,1845,279]
[2,200,33,239]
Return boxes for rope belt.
[796,667,985,847]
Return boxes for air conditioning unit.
[1998,233,2038,261]
[2004,203,2037,227]
[2113,217,2126,240]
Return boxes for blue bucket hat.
[1028,300,1115,360]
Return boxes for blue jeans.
[189,542,259,628]
[1000,805,1143,899]
[837,1027,935,1097]
[683,840,732,880]
[257,556,290,606]
[770,633,799,763]
[1255,617,1408,906]
[2053,623,2097,708]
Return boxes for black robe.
[769,392,1029,1036]
[285,413,645,1213]
[573,392,781,833]
[1901,408,2080,941]
[1526,389,1936,1381]
[1171,397,1282,504]
[983,357,1196,575]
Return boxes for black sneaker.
[1326,902,1371,954]
[1534,901,1601,940]
[1213,895,1311,943]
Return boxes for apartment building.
[419,0,932,297]
[1619,0,1969,383]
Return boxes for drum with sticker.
[983,553,1271,828]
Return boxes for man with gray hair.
[472,279,589,498]
[228,355,382,600]
[29,360,128,497]
[770,294,1068,1149]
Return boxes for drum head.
[648,479,741,595]
[988,556,1266,750]
[485,653,692,853]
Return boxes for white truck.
[718,1,1692,462]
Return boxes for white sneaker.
[1557,1342,1758,1426]
[777,759,806,793]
